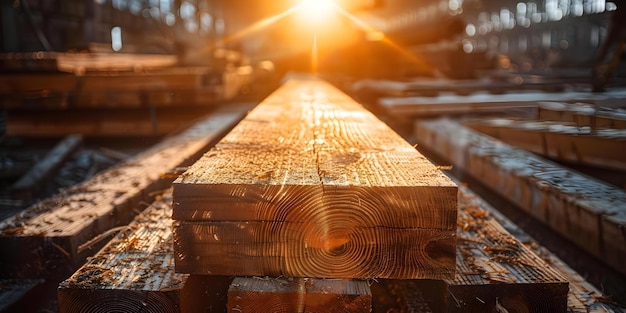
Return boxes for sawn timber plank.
[173,77,457,279]
[464,118,626,171]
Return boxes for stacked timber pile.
[1,51,255,137]
[415,117,626,305]
[54,78,623,312]
[0,104,252,312]
[172,77,458,311]
[415,118,626,274]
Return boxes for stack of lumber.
[372,186,621,312]
[0,66,223,110]
[0,104,251,311]
[0,52,255,137]
[0,52,253,111]
[414,118,626,278]
[51,78,625,312]
[56,186,622,312]
[172,77,458,311]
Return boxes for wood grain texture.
[371,188,569,313]
[440,190,569,312]
[227,277,371,313]
[174,78,457,279]
[458,185,624,313]
[58,195,232,313]
[414,118,626,276]
[0,104,252,279]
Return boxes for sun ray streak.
[333,6,436,73]
[209,6,301,50]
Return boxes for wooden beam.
[353,78,567,98]
[71,88,222,109]
[465,118,626,171]
[0,52,177,73]
[379,90,626,117]
[538,102,626,129]
[458,185,624,313]
[58,195,232,313]
[379,95,538,117]
[438,190,569,312]
[0,103,253,279]
[77,67,219,93]
[6,107,220,137]
[11,135,83,199]
[0,73,77,94]
[227,277,372,312]
[414,118,626,276]
[173,78,457,279]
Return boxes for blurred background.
[2,0,619,80]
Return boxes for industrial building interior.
[1,0,625,312]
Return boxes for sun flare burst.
[297,0,339,24]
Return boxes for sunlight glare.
[299,0,338,24]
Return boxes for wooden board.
[352,77,567,98]
[77,67,219,93]
[414,118,626,276]
[6,107,220,137]
[173,78,458,279]
[538,102,626,129]
[0,52,177,73]
[0,73,77,94]
[0,103,253,279]
[71,88,222,109]
[465,118,626,171]
[227,277,371,312]
[458,185,625,313]
[58,195,232,313]
[438,190,569,312]
[379,90,626,117]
